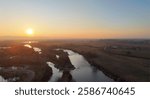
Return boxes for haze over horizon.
[0,0,150,39]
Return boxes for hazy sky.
[0,0,150,39]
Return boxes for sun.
[26,28,34,36]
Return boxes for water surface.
[63,49,114,82]
[24,44,42,54]
[47,62,62,82]
[0,76,7,82]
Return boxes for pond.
[24,44,42,54]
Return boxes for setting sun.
[26,28,34,36]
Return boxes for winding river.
[48,49,114,82]
[1,42,113,82]
[63,49,114,82]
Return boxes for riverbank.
[56,40,150,82]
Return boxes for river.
[22,43,113,82]
[47,49,114,82]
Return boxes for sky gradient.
[0,0,150,39]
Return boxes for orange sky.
[0,0,149,39]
